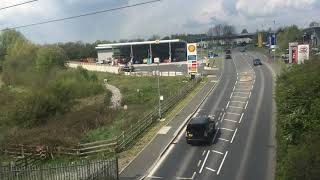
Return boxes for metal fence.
[0,157,118,180]
[2,78,201,158]
[115,78,201,151]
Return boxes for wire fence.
[1,78,201,164]
[0,157,118,180]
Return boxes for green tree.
[277,25,302,51]
[36,45,67,72]
[241,28,248,34]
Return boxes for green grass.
[81,73,190,143]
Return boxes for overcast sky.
[0,0,319,43]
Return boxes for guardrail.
[1,78,201,163]
[0,157,118,180]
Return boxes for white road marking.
[231,101,246,104]
[212,150,224,155]
[206,167,216,172]
[226,101,230,108]
[229,106,243,109]
[245,101,248,109]
[197,160,202,167]
[232,96,247,99]
[199,151,210,173]
[176,172,196,180]
[147,145,174,177]
[235,80,238,84]
[234,91,249,94]
[212,128,219,142]
[233,86,235,91]
[217,151,229,175]
[229,92,234,99]
[147,175,163,179]
[224,119,237,123]
[218,138,230,142]
[202,150,206,156]
[158,126,171,135]
[230,128,238,143]
[221,128,235,132]
[226,112,241,116]
[251,85,254,90]
[239,113,244,124]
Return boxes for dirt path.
[105,84,122,109]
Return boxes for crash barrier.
[67,62,120,74]
[0,157,118,180]
[124,71,184,77]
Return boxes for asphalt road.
[144,50,275,180]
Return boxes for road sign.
[258,32,263,48]
[270,34,276,49]
[297,44,309,64]
[187,43,198,74]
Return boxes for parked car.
[121,64,135,72]
[186,116,217,145]
[253,58,262,66]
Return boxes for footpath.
[120,62,222,180]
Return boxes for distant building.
[303,26,320,47]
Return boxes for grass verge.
[118,77,208,171]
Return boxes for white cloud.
[236,0,316,17]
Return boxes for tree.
[222,25,236,36]
[207,24,222,37]
[241,29,248,34]
[277,25,302,51]
[148,35,160,41]
[36,45,67,72]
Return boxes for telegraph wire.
[1,0,161,31]
[0,0,38,11]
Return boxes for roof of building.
[96,39,186,50]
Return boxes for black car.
[225,54,232,59]
[186,116,217,145]
[225,49,231,54]
[253,59,262,66]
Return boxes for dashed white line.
[224,119,237,123]
[248,91,251,99]
[230,128,238,143]
[199,151,210,173]
[226,101,230,108]
[206,167,216,172]
[217,151,229,175]
[245,101,248,109]
[197,160,202,167]
[221,128,235,132]
[218,138,230,142]
[229,106,243,109]
[233,86,235,91]
[231,101,246,104]
[232,96,247,99]
[229,92,234,99]
[234,91,249,94]
[239,113,244,124]
[147,175,163,179]
[212,150,224,155]
[202,150,206,156]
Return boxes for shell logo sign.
[188,44,196,53]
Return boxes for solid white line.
[221,128,235,132]
[197,160,202,167]
[147,145,174,177]
[217,151,229,175]
[230,128,238,143]
[229,106,243,109]
[239,113,244,124]
[212,150,224,155]
[249,92,251,99]
[226,112,241,116]
[206,167,216,172]
[212,128,219,142]
[218,138,229,142]
[226,101,230,108]
[229,92,234,99]
[192,172,196,179]
[202,150,206,156]
[245,101,248,109]
[199,151,210,173]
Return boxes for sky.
[0,0,319,43]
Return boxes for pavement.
[119,59,222,180]
[142,50,277,180]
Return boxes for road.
[145,50,275,180]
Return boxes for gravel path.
[105,84,122,109]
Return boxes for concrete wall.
[67,62,119,74]
[97,49,113,62]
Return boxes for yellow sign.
[258,32,263,48]
[188,45,196,53]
